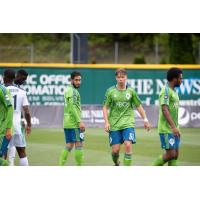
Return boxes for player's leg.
[74,129,84,166]
[8,146,16,166]
[16,147,29,166]
[153,134,178,166]
[168,135,180,166]
[123,128,136,166]
[0,136,10,166]
[14,134,29,166]
[109,130,121,166]
[59,129,74,166]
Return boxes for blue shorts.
[159,133,180,149]
[109,128,136,146]
[64,128,84,143]
[0,136,10,157]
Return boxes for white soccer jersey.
[6,85,29,135]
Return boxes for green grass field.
[19,128,200,166]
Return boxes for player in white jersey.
[4,69,31,166]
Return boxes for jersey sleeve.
[0,88,13,129]
[22,92,29,106]
[103,89,112,107]
[0,87,12,108]
[132,89,141,107]
[160,87,170,106]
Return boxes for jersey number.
[13,95,17,110]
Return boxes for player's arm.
[136,105,151,131]
[103,105,110,132]
[22,93,31,135]
[23,105,31,135]
[162,105,180,137]
[132,89,150,131]
[102,89,111,133]
[0,89,13,139]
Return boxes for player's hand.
[5,128,12,140]
[25,126,31,135]
[172,127,180,138]
[144,121,151,132]
[105,122,110,133]
[79,122,85,132]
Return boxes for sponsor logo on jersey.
[116,102,129,107]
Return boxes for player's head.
[115,68,127,86]
[167,67,183,87]
[3,69,16,84]
[71,71,81,88]
[14,69,28,85]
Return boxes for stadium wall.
[0,64,200,106]
[1,64,200,128]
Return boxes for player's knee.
[112,148,120,154]
[124,141,132,152]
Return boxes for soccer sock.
[0,158,8,166]
[153,155,166,166]
[123,153,132,166]
[168,159,178,166]
[19,157,29,166]
[112,153,120,165]
[8,147,16,166]
[75,146,84,166]
[59,147,71,166]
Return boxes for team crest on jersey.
[126,93,131,100]
[164,95,168,99]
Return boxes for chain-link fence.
[0,39,200,64]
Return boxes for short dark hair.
[17,69,28,77]
[71,71,81,80]
[4,69,15,80]
[115,68,127,76]
[167,68,182,82]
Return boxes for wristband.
[144,118,149,122]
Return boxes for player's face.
[72,76,81,88]
[175,73,183,87]
[116,73,127,86]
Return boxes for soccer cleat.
[114,161,120,166]
[0,158,9,166]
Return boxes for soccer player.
[103,68,151,166]
[153,68,182,166]
[59,71,85,166]
[0,75,13,166]
[4,69,31,166]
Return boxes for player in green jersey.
[103,68,151,166]
[153,67,182,166]
[0,81,13,166]
[59,71,85,166]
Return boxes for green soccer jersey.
[0,84,13,136]
[103,85,141,131]
[158,84,179,134]
[63,85,81,129]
